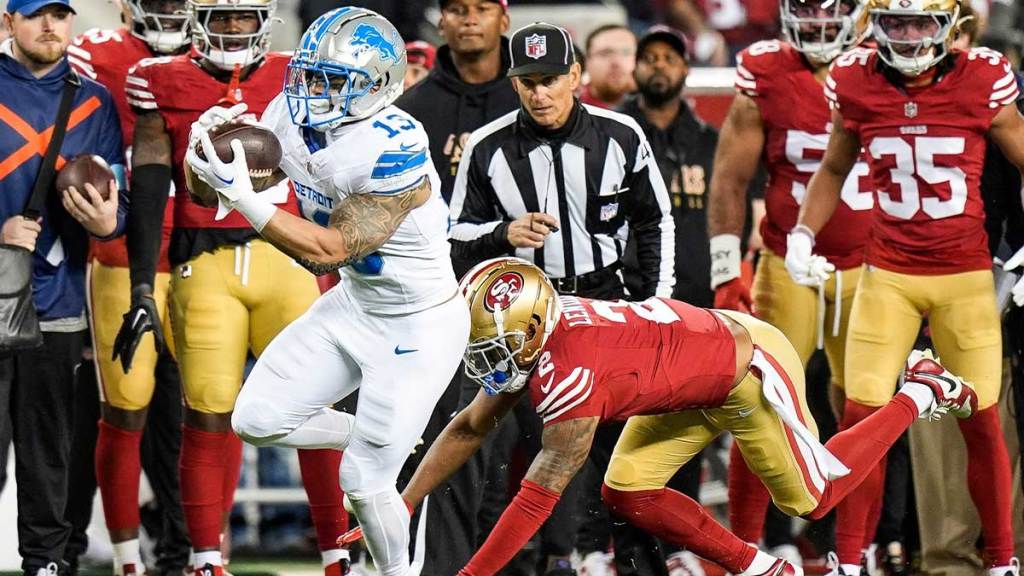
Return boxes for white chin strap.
[890,46,938,76]
[801,42,843,65]
[206,46,258,70]
[144,30,188,54]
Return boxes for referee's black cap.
[508,22,576,77]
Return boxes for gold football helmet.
[189,0,277,70]
[459,257,561,395]
[867,0,961,75]
[117,0,191,54]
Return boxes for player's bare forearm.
[989,103,1024,172]
[132,112,172,168]
[402,389,521,508]
[524,417,599,494]
[708,94,765,237]
[797,110,860,234]
[259,177,431,275]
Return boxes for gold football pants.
[87,261,173,411]
[169,240,319,414]
[844,267,1001,410]
[753,249,860,390]
[605,311,824,516]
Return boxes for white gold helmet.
[118,0,191,54]
[189,0,276,71]
[869,0,961,76]
[781,0,866,64]
[285,7,407,131]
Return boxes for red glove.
[714,278,752,313]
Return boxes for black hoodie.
[396,41,520,202]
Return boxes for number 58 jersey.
[262,95,458,315]
[825,47,1020,275]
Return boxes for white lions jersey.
[263,95,458,315]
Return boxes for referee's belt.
[550,265,621,295]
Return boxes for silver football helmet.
[285,7,407,131]
[781,0,866,64]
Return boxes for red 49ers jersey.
[527,296,737,427]
[826,47,1019,274]
[126,53,301,229]
[735,40,872,270]
[69,28,174,272]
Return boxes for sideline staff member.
[449,22,675,301]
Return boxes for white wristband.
[234,193,278,233]
[709,234,742,290]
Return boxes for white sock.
[321,549,350,567]
[347,489,411,576]
[276,408,355,450]
[740,549,779,575]
[193,551,222,568]
[112,539,142,567]
[898,382,934,416]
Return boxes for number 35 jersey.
[262,95,458,315]
[826,47,1019,275]
[736,40,873,270]
[527,296,738,427]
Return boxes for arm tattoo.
[331,178,427,253]
[526,417,599,493]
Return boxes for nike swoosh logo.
[400,143,417,151]
[540,373,555,394]
[394,346,418,355]
[216,173,234,185]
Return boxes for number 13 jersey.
[262,95,458,315]
[825,47,1019,274]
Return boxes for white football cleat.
[987,557,1020,576]
[901,349,978,420]
[579,551,615,576]
[667,550,707,576]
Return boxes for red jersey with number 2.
[735,40,872,270]
[825,47,1019,274]
[526,296,737,427]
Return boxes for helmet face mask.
[286,7,407,131]
[781,0,863,64]
[189,0,276,71]
[459,257,561,396]
[868,0,959,76]
[121,0,191,54]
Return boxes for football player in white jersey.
[184,7,470,575]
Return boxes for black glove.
[112,284,165,373]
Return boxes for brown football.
[56,155,115,200]
[184,120,286,208]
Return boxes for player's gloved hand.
[112,284,165,373]
[714,278,753,313]
[188,102,248,149]
[1003,245,1024,307]
[785,225,834,287]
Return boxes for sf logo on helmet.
[485,272,524,312]
[350,23,400,62]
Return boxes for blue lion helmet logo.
[349,23,400,62]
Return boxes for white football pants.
[233,285,469,575]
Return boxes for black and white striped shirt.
[449,103,675,298]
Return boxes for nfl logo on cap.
[526,34,547,60]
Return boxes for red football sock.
[830,400,889,565]
[221,432,243,514]
[727,441,771,543]
[96,422,144,532]
[298,449,348,551]
[603,484,756,574]
[958,406,1014,567]
[808,394,915,520]
[181,426,230,549]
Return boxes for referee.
[449,22,675,301]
